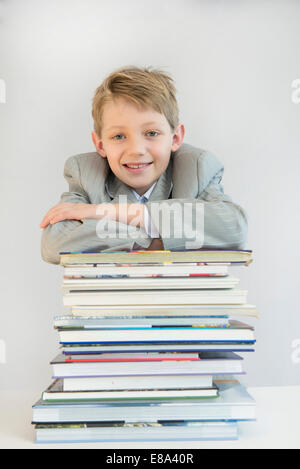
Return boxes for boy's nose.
[127,137,146,157]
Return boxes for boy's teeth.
[126,163,149,168]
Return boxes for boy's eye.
[112,131,159,140]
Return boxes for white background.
[0,0,299,394]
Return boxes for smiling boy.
[92,97,183,196]
[40,66,247,264]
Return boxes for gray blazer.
[41,143,248,264]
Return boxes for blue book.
[34,420,239,443]
[57,320,255,344]
[32,380,256,424]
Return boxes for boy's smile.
[92,98,184,196]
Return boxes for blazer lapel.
[147,157,173,202]
[105,170,137,204]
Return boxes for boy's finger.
[41,214,60,227]
[40,204,80,227]
[40,207,61,227]
[40,220,49,228]
[40,212,54,227]
[40,208,55,226]
[50,213,71,225]
[40,203,64,226]
[40,215,52,227]
[40,206,64,226]
[40,215,49,227]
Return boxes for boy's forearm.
[144,198,247,251]
[40,202,146,230]
[91,204,164,250]
[40,202,164,264]
[93,203,146,230]
[41,217,153,265]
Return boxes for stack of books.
[32,249,257,444]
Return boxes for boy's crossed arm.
[40,201,164,257]
[40,152,166,264]
[40,201,146,232]
[40,146,247,265]
[40,176,164,265]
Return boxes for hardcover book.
[59,249,253,266]
[32,380,256,423]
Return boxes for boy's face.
[92,98,184,196]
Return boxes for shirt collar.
[131,182,157,202]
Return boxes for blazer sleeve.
[144,151,248,251]
[41,156,151,265]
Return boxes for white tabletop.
[0,385,300,449]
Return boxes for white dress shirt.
[131,183,160,238]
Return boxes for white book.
[61,276,239,290]
[63,289,248,307]
[70,303,258,318]
[63,263,229,277]
[42,379,218,401]
[57,320,254,345]
[62,374,214,391]
[53,315,229,328]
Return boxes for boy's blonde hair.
[92,66,179,137]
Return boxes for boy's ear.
[171,124,185,152]
[91,131,107,158]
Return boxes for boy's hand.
[40,202,145,229]
[40,202,96,228]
